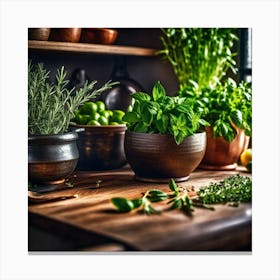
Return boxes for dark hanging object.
[69,68,90,91]
[100,56,144,111]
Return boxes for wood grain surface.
[28,40,157,56]
[28,166,252,251]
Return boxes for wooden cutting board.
[28,167,252,251]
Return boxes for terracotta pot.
[200,126,250,170]
[124,131,206,182]
[49,28,82,43]
[80,28,118,44]
[28,28,51,41]
[28,131,79,185]
[73,124,127,171]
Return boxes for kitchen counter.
[28,166,252,252]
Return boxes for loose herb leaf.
[111,175,252,216]
[146,189,169,202]
[168,179,179,196]
[111,197,134,213]
[131,198,143,208]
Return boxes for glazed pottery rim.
[134,175,190,183]
[72,123,127,132]
[125,130,206,140]
[84,28,118,33]
[28,130,78,142]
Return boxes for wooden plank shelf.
[28,40,158,57]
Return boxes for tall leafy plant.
[179,78,252,142]
[158,28,238,90]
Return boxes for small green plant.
[158,28,238,90]
[122,81,209,145]
[180,78,252,142]
[28,61,117,135]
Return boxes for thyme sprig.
[197,174,252,204]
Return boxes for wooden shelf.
[28,40,158,57]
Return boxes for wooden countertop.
[28,166,252,252]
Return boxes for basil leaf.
[148,189,168,197]
[131,198,143,208]
[155,114,168,134]
[231,109,243,127]
[142,110,153,125]
[131,92,151,102]
[143,204,161,215]
[152,81,166,101]
[170,197,184,209]
[134,122,148,132]
[122,111,139,123]
[111,197,134,213]
[168,179,179,195]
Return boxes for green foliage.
[111,175,252,215]
[179,78,252,142]
[197,174,252,204]
[158,28,238,90]
[28,61,117,135]
[111,189,165,215]
[123,81,209,145]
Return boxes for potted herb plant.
[180,78,252,170]
[158,28,238,90]
[158,28,252,170]
[123,81,208,182]
[28,61,116,185]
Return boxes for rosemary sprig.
[28,61,117,135]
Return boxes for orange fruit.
[240,148,252,167]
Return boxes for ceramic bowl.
[28,131,79,185]
[28,28,51,41]
[124,131,206,182]
[80,28,118,44]
[49,28,82,43]
[73,124,127,171]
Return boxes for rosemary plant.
[28,61,116,135]
[158,28,238,90]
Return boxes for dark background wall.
[28,28,180,96]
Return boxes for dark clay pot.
[28,131,79,185]
[124,131,206,182]
[74,124,127,171]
